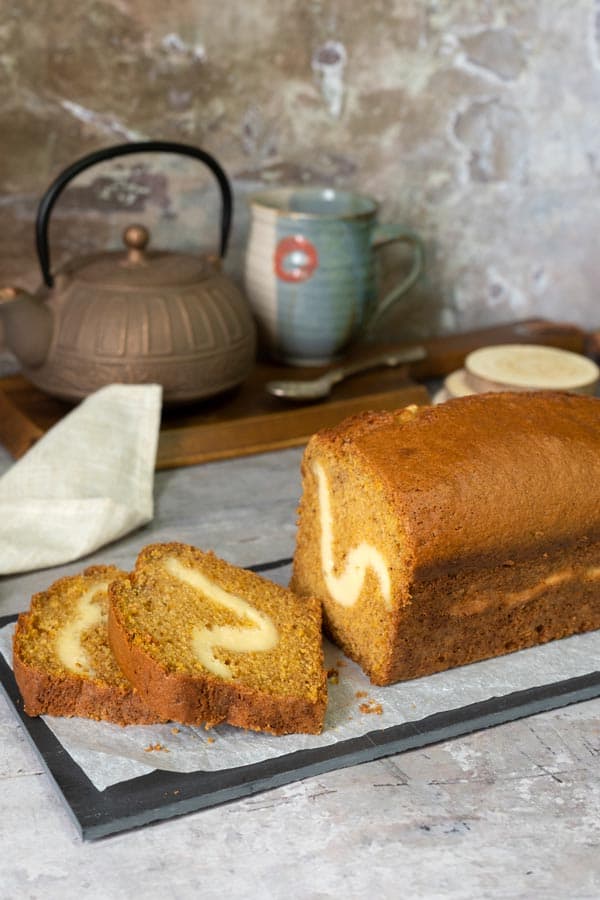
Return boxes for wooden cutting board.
[0,318,591,469]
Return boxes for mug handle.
[364,225,425,334]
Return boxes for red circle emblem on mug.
[274,235,319,283]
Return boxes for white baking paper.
[2,569,599,792]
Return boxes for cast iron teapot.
[0,141,256,404]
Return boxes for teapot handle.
[35,140,233,288]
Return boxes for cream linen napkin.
[0,383,162,575]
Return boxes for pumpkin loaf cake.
[108,543,327,735]
[291,392,600,685]
[13,566,163,725]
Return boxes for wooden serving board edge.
[156,383,430,468]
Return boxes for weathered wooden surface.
[0,417,599,898]
[0,319,588,468]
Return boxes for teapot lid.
[63,225,213,287]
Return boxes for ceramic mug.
[244,187,425,365]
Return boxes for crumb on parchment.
[144,742,169,752]
[359,698,383,715]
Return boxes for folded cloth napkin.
[0,383,162,575]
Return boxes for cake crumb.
[171,727,180,735]
[144,742,169,752]
[327,667,339,684]
[355,690,368,699]
[359,698,383,715]
[207,736,215,744]
[336,659,347,668]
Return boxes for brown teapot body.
[0,142,256,405]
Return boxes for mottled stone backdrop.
[1,0,600,350]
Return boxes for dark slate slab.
[2,557,600,841]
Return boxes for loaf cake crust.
[108,543,327,735]
[13,566,163,725]
[292,392,600,684]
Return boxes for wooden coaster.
[465,344,599,395]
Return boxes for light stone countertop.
[0,424,599,899]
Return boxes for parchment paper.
[3,567,599,793]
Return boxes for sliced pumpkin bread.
[108,542,327,735]
[13,565,163,725]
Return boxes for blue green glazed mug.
[244,187,424,365]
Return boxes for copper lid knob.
[0,285,20,303]
[123,224,150,264]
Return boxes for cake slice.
[13,566,163,725]
[108,543,327,735]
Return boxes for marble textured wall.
[1,0,600,350]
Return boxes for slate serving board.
[2,557,600,842]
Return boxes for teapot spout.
[0,286,52,368]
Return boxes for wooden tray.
[0,318,591,469]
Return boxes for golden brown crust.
[382,536,600,684]
[306,392,600,570]
[293,392,600,685]
[108,543,327,735]
[13,565,164,726]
